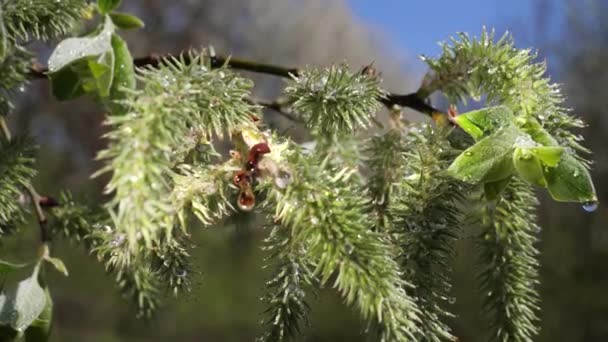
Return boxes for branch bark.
[28,52,444,117]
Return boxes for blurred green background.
[2,0,607,341]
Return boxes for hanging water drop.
[237,188,255,211]
[582,201,598,212]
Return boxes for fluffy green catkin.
[365,128,405,231]
[285,64,383,136]
[96,53,255,251]
[1,0,88,42]
[258,224,315,342]
[0,46,31,113]
[0,137,36,235]
[476,178,540,341]
[390,125,464,341]
[50,193,194,317]
[270,151,421,341]
[421,29,587,157]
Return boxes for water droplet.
[464,151,473,156]
[274,170,292,189]
[110,234,126,247]
[448,297,456,305]
[582,201,598,212]
[237,188,255,211]
[345,242,354,255]
[520,153,532,161]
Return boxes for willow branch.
[245,96,304,123]
[0,116,56,243]
[28,52,444,117]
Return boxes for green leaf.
[109,12,145,30]
[448,124,519,184]
[48,17,117,101]
[48,65,86,101]
[513,147,547,187]
[24,289,52,342]
[98,0,122,14]
[544,153,597,203]
[43,257,68,277]
[47,16,115,73]
[484,176,512,200]
[108,34,135,114]
[454,106,514,140]
[531,146,563,167]
[0,261,27,275]
[0,265,46,332]
[86,52,115,98]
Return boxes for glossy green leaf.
[484,176,512,200]
[110,12,145,30]
[513,147,546,187]
[0,261,27,275]
[24,289,52,342]
[454,106,514,140]
[86,51,115,97]
[0,265,46,332]
[516,116,558,146]
[48,17,117,101]
[108,34,135,114]
[48,65,86,101]
[43,257,68,277]
[544,153,597,203]
[98,0,121,14]
[532,146,564,167]
[448,124,519,184]
[47,16,114,73]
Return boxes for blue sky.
[349,1,551,69]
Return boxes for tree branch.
[245,96,304,123]
[0,116,56,244]
[28,52,444,117]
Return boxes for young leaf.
[0,265,46,332]
[98,0,121,14]
[513,147,546,187]
[544,153,597,203]
[532,146,564,167]
[454,106,514,140]
[48,65,86,101]
[48,16,116,101]
[47,16,114,73]
[109,12,145,30]
[108,34,135,114]
[484,176,512,200]
[85,52,115,97]
[43,257,68,277]
[23,289,52,342]
[448,124,519,183]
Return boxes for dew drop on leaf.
[464,151,473,156]
[582,201,598,212]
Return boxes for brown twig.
[245,96,304,123]
[28,52,444,117]
[0,116,56,243]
